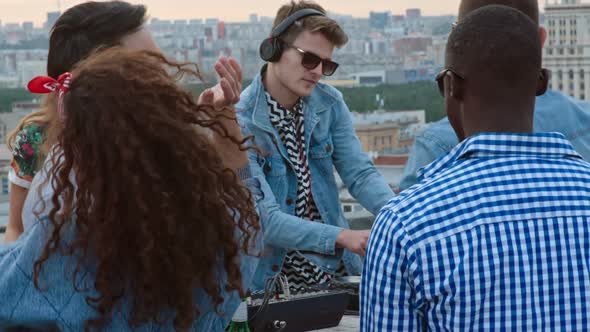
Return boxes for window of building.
[570,70,575,79]
[343,205,352,213]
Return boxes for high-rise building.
[22,22,34,32]
[218,22,225,40]
[544,0,590,100]
[45,11,61,31]
[406,9,422,21]
[17,60,46,87]
[369,11,391,30]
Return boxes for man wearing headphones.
[237,0,394,291]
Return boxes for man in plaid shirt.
[361,5,590,331]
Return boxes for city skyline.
[0,0,465,26]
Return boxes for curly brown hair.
[32,48,260,331]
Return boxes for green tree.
[0,89,36,113]
[337,81,445,123]
[0,81,446,122]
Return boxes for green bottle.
[228,300,250,332]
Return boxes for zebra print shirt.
[266,92,331,290]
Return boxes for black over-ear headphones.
[259,8,325,62]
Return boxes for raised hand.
[197,56,242,108]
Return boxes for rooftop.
[373,155,409,166]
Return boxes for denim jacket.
[237,71,394,290]
[0,165,264,332]
[401,89,590,190]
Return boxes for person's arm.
[399,122,458,191]
[239,120,368,256]
[5,137,38,243]
[360,209,423,331]
[211,108,249,172]
[330,97,394,215]
[197,57,249,172]
[4,183,28,242]
[0,220,61,330]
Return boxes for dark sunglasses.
[285,43,339,76]
[435,68,465,97]
[436,68,551,97]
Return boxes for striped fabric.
[361,132,590,331]
[267,93,321,220]
[266,92,331,290]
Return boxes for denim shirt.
[401,89,590,190]
[237,71,394,290]
[0,164,264,332]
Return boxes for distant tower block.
[544,0,590,101]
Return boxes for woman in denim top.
[0,49,263,332]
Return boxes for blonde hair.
[272,0,348,47]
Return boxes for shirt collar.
[418,132,584,180]
[265,91,304,122]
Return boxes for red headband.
[27,73,72,120]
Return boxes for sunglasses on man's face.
[436,68,551,97]
[286,43,339,76]
[435,68,465,97]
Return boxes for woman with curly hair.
[5,0,242,243]
[0,48,261,332]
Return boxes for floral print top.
[8,121,47,189]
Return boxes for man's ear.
[536,69,550,96]
[539,27,547,49]
[445,71,466,141]
[446,71,464,101]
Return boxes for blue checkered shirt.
[361,132,590,331]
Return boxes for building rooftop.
[373,155,409,166]
[355,122,400,131]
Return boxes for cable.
[278,274,291,299]
[249,273,281,322]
